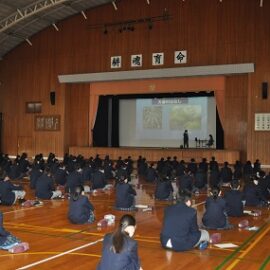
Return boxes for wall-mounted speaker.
[262,82,268,99]
[50,91,56,105]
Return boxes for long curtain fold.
[214,90,225,128]
[89,94,99,146]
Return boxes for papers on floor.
[135,204,149,209]
[214,243,239,249]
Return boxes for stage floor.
[69,146,240,164]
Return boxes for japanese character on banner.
[111,56,122,68]
[131,54,142,67]
[174,50,187,64]
[152,52,164,66]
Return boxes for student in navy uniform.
[224,180,244,217]
[66,164,84,194]
[243,161,253,184]
[202,187,233,230]
[160,190,209,252]
[219,162,233,186]
[0,170,26,205]
[187,158,197,175]
[209,156,219,172]
[115,177,136,210]
[97,214,143,270]
[243,176,268,207]
[178,168,193,193]
[35,167,62,200]
[194,168,207,191]
[146,163,157,183]
[257,170,270,200]
[155,174,173,200]
[91,166,107,189]
[68,185,95,224]
[209,168,220,188]
[53,162,67,186]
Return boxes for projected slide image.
[143,106,162,129]
[169,105,201,130]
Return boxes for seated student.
[115,177,136,211]
[219,162,233,186]
[257,170,270,200]
[243,176,268,207]
[68,185,95,224]
[155,174,173,200]
[53,162,68,186]
[97,214,143,270]
[202,187,233,230]
[146,163,158,183]
[66,164,84,194]
[29,166,43,190]
[91,166,107,190]
[0,170,26,206]
[35,167,62,200]
[160,190,209,252]
[194,168,207,192]
[0,211,28,252]
[206,134,214,147]
[178,168,193,193]
[224,180,244,217]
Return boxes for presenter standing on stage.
[183,130,189,148]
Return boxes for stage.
[69,146,240,164]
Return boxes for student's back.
[202,190,227,229]
[224,185,244,217]
[155,177,173,200]
[35,174,54,199]
[68,189,94,224]
[115,181,136,209]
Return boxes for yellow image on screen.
[170,105,201,130]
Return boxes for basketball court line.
[16,238,103,269]
[215,220,269,270]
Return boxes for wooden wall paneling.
[0,0,270,163]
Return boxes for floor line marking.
[225,224,270,270]
[16,238,103,270]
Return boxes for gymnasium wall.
[0,0,269,164]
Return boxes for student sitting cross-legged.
[0,169,26,206]
[35,167,62,200]
[68,185,95,224]
[224,180,244,217]
[97,214,143,270]
[155,173,173,200]
[115,176,136,211]
[160,190,209,252]
[202,187,233,230]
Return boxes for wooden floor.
[1,176,270,270]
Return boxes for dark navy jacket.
[54,167,67,186]
[243,183,266,206]
[155,179,173,200]
[30,168,43,189]
[66,170,84,193]
[0,180,23,205]
[178,174,193,192]
[146,167,157,182]
[97,233,141,270]
[91,170,107,189]
[160,202,201,252]
[35,174,54,199]
[224,190,244,216]
[115,183,136,208]
[202,197,227,229]
[68,195,94,224]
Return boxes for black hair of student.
[178,189,192,203]
[72,185,84,201]
[211,186,220,200]
[231,180,240,189]
[112,214,136,254]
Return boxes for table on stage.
[195,139,209,148]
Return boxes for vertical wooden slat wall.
[0,0,269,163]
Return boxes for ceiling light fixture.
[81,10,87,19]
[52,23,59,31]
[112,1,118,10]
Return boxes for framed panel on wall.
[254,113,270,131]
[35,115,60,131]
